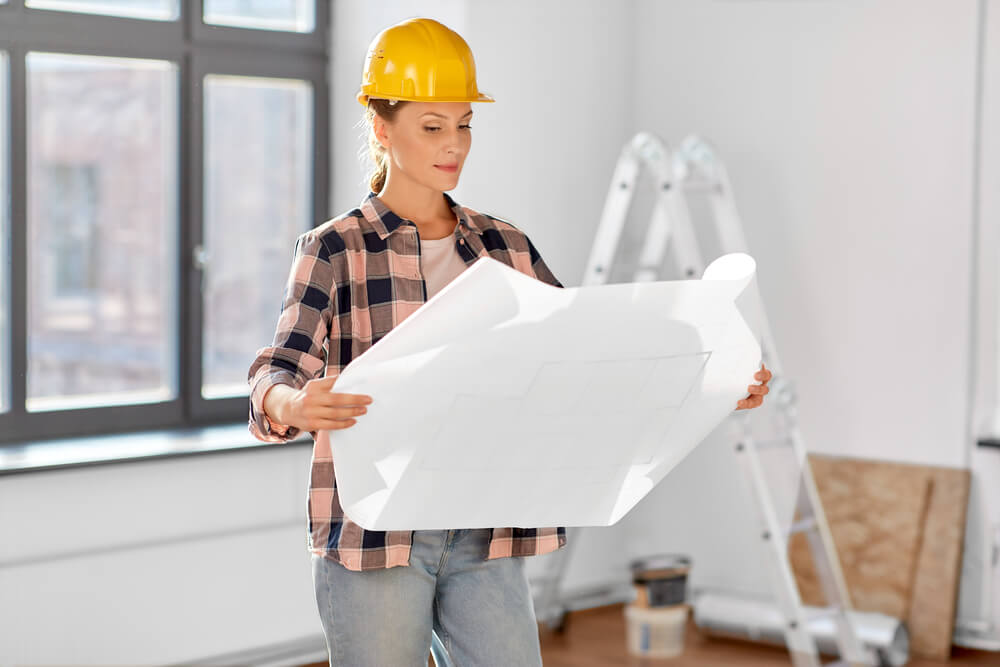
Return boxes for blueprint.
[314,253,764,530]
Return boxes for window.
[25,0,178,21]
[202,74,312,398]
[204,0,314,33]
[26,54,178,413]
[0,0,329,443]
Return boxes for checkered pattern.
[248,191,567,571]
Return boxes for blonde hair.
[361,98,409,194]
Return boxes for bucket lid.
[630,554,691,575]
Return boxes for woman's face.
[376,101,473,193]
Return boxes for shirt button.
[459,238,465,245]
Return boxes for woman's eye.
[460,124,472,130]
[425,127,441,132]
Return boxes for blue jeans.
[311,528,544,666]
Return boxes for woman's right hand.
[273,375,372,432]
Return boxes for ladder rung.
[748,436,795,450]
[681,178,721,193]
[805,605,843,624]
[785,516,818,537]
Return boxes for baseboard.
[168,634,328,667]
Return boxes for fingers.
[326,392,374,406]
[305,403,368,421]
[323,405,369,417]
[311,418,358,430]
[736,395,764,409]
[307,385,373,406]
[303,406,367,431]
[738,364,772,409]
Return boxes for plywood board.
[906,465,971,660]
[789,456,931,619]
[790,456,970,660]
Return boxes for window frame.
[0,0,330,444]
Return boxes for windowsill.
[0,424,313,475]
[6,430,994,475]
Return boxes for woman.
[247,17,771,667]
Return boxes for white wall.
[4,2,999,665]
[0,446,321,666]
[631,0,978,469]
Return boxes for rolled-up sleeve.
[247,230,337,443]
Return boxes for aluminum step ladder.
[533,132,876,667]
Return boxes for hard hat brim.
[357,91,495,107]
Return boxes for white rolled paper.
[318,253,763,530]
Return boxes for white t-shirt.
[419,226,470,299]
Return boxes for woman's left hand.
[736,363,772,410]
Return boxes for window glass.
[202,74,312,398]
[26,52,178,411]
[26,0,178,21]
[203,0,314,33]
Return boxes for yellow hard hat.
[357,17,495,107]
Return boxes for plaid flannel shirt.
[247,191,568,571]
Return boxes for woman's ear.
[374,114,391,150]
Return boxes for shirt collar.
[361,191,483,240]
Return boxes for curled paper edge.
[702,252,765,350]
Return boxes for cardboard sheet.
[316,253,764,530]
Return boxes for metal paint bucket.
[629,554,692,608]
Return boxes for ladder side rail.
[633,146,708,282]
[708,171,752,254]
[795,457,872,665]
[661,181,707,281]
[680,135,874,665]
[677,137,786,375]
[676,134,752,255]
[582,148,642,287]
[782,408,857,613]
[736,426,825,666]
[663,164,826,665]
[779,413,872,665]
[633,183,677,281]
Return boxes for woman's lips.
[435,164,458,172]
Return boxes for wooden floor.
[535,603,998,666]
[301,602,1000,666]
